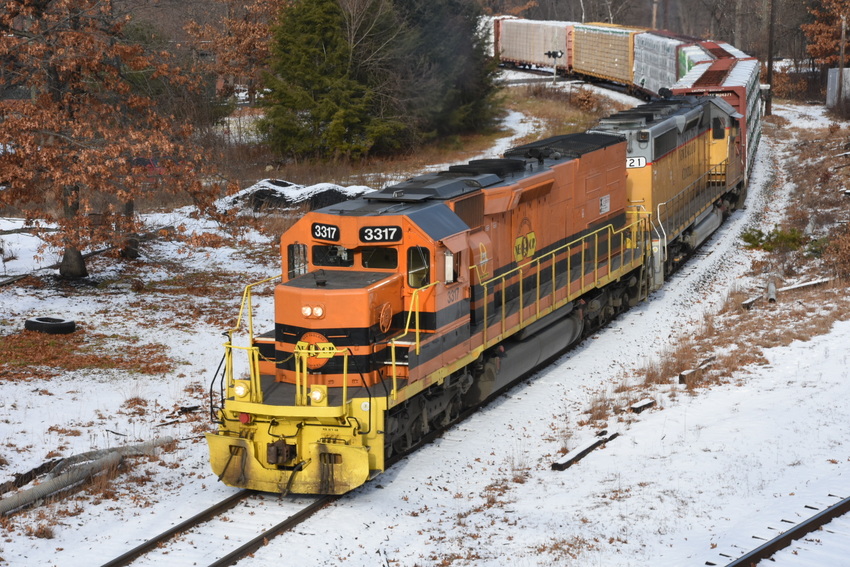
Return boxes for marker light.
[233,380,250,398]
[309,385,328,406]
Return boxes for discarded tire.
[24,317,77,335]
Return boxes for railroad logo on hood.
[295,332,336,369]
[514,217,537,263]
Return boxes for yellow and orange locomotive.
[206,94,746,495]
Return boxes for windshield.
[312,245,397,269]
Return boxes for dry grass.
[641,282,850,391]
[535,535,597,561]
[506,83,631,144]
[0,327,174,381]
[581,392,613,426]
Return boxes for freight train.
[493,17,761,177]
[205,20,760,496]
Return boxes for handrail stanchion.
[342,350,349,407]
[391,343,398,400]
[519,268,524,327]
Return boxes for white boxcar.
[495,18,576,72]
[635,33,716,95]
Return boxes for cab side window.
[287,243,308,279]
[407,246,430,288]
[712,117,725,140]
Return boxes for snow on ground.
[0,101,848,567]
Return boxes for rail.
[720,493,850,567]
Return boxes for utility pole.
[765,0,776,115]
[840,15,847,116]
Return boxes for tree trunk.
[60,184,88,278]
[59,247,88,278]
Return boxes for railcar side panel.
[495,18,575,71]
[572,23,643,85]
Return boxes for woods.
[260,0,498,159]
[1,0,848,277]
[0,0,220,277]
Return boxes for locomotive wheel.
[24,317,76,335]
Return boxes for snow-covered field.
[1,99,848,567]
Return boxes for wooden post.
[765,0,776,115]
[840,15,846,116]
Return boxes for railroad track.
[100,490,334,567]
[706,492,850,566]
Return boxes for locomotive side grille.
[453,193,484,229]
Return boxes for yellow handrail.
[293,346,352,410]
[222,275,282,405]
[227,274,282,345]
[475,215,646,348]
[389,281,439,399]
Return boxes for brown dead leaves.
[0,327,173,381]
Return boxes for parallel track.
[709,493,850,567]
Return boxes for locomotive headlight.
[233,380,250,399]
[310,385,328,406]
[301,304,325,318]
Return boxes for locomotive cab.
[274,208,472,389]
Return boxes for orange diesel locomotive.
[206,95,746,495]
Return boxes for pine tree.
[260,0,498,160]
[261,0,408,159]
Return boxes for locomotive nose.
[274,271,404,386]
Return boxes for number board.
[359,226,402,243]
[312,223,340,242]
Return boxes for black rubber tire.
[24,317,77,335]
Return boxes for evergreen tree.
[262,0,408,159]
[262,0,499,160]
